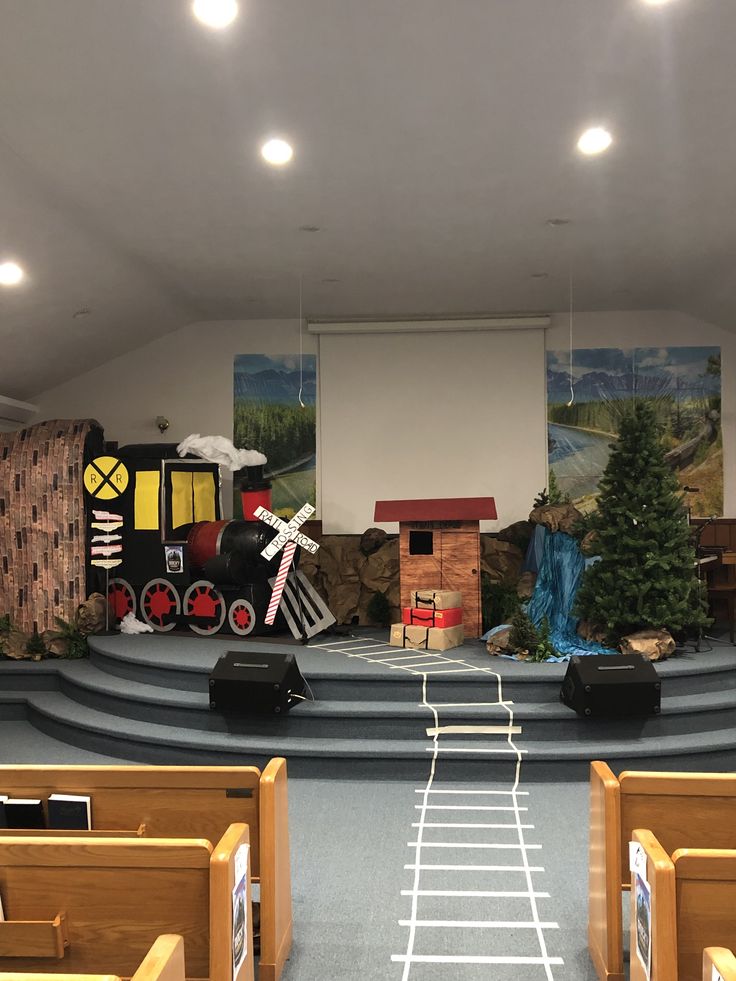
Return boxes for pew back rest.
[0,830,252,980]
[618,770,736,887]
[673,850,736,981]
[0,765,264,878]
[704,946,736,981]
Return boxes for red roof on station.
[374,497,497,522]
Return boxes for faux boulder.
[486,626,512,656]
[516,571,537,599]
[76,593,109,635]
[619,628,676,662]
[529,503,583,535]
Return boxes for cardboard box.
[410,589,462,611]
[389,622,465,651]
[401,606,463,628]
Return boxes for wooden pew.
[630,829,736,981]
[588,760,736,980]
[704,947,736,981]
[0,826,252,981]
[0,761,291,981]
[0,933,185,981]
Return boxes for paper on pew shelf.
[713,967,725,981]
[629,840,648,880]
[232,843,249,978]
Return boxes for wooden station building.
[373,497,497,639]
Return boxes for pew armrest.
[131,934,186,981]
[704,946,736,980]
[588,761,624,981]
[0,912,69,958]
[210,823,254,981]
[630,829,677,981]
[258,757,292,981]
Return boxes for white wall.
[34,308,736,525]
[546,309,736,514]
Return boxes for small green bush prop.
[481,575,520,632]
[25,629,47,659]
[531,616,557,662]
[49,616,89,659]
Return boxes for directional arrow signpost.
[255,502,319,625]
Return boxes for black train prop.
[92,443,294,636]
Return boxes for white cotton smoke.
[176,434,267,472]
[120,612,154,634]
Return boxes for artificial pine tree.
[574,401,709,645]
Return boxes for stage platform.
[1,628,735,779]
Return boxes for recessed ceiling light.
[642,0,674,5]
[530,272,549,280]
[577,126,613,156]
[192,0,238,29]
[298,225,320,233]
[321,278,340,284]
[546,217,572,227]
[0,261,24,286]
[261,139,294,166]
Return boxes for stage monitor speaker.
[209,650,307,714]
[560,653,661,717]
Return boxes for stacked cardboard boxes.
[389,588,464,651]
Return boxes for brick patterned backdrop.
[0,419,103,634]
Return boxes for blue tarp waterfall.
[527,527,616,660]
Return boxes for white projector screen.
[318,327,547,534]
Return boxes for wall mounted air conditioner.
[0,394,38,431]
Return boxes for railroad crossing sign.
[83,456,129,499]
[255,502,319,625]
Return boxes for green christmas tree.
[509,607,539,654]
[574,401,709,645]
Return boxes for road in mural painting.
[547,346,723,516]
[233,354,317,519]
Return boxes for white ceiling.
[1,0,734,399]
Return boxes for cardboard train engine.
[90,444,326,637]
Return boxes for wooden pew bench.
[0,934,185,981]
[704,947,736,980]
[0,761,291,981]
[588,760,736,981]
[630,829,736,981]
[0,826,252,981]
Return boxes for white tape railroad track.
[312,635,562,979]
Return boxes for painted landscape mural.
[233,354,317,519]
[547,346,722,516]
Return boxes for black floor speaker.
[560,653,661,717]
[209,650,307,714]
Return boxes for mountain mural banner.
[233,354,317,519]
[547,346,722,516]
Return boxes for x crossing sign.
[83,456,129,499]
[255,502,318,624]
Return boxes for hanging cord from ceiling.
[566,271,575,407]
[298,273,305,408]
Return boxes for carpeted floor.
[0,721,603,979]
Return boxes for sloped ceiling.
[0,0,734,399]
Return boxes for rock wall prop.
[299,535,401,625]
[480,537,524,584]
